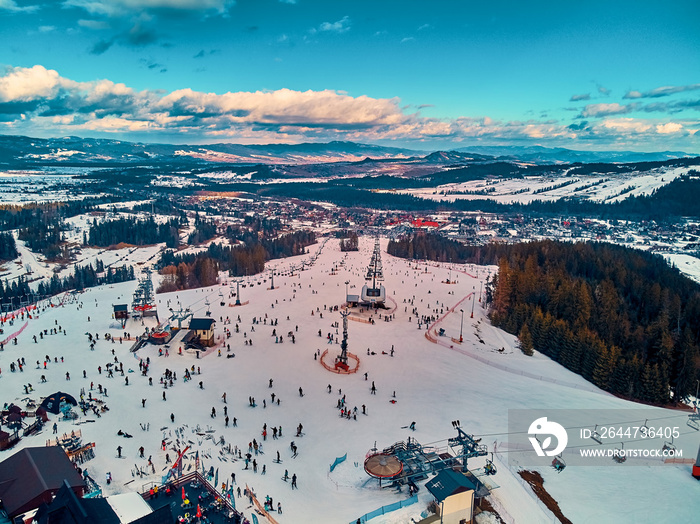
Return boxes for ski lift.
[687,412,700,431]
[662,436,676,454]
[612,442,627,463]
[484,453,497,475]
[590,424,603,444]
[551,454,566,473]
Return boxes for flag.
[214,468,218,491]
[181,486,186,501]
[196,504,202,518]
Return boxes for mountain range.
[0,134,693,169]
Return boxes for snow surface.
[397,166,690,205]
[1,237,699,524]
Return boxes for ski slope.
[1,236,699,524]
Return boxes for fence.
[330,453,347,472]
[350,494,418,524]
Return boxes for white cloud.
[78,19,110,29]
[569,93,590,102]
[64,0,235,17]
[38,25,56,32]
[656,122,683,134]
[623,90,643,99]
[0,0,38,12]
[1,65,695,150]
[581,103,636,118]
[0,65,71,102]
[318,16,351,33]
[625,83,700,99]
[599,118,652,133]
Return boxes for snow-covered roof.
[106,492,153,523]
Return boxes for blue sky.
[0,0,699,152]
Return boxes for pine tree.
[519,324,534,356]
[592,344,617,390]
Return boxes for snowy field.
[396,166,690,205]
[1,237,699,524]
[0,170,100,203]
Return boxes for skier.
[291,474,297,489]
[409,421,416,431]
[117,446,122,458]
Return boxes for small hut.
[425,469,476,524]
[113,304,129,320]
[188,318,216,347]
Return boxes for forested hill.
[388,234,700,404]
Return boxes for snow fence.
[350,494,418,523]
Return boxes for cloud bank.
[0,65,696,149]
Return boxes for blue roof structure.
[189,318,215,331]
[424,469,477,503]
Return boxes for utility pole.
[460,309,464,343]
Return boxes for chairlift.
[662,436,676,453]
[591,424,603,444]
[687,412,700,431]
[612,442,627,463]
[551,454,566,473]
[484,453,497,475]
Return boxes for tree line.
[0,232,18,262]
[36,262,135,298]
[0,260,134,307]
[157,230,316,292]
[187,214,218,245]
[18,219,68,261]
[339,232,359,251]
[88,216,184,248]
[388,233,700,404]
